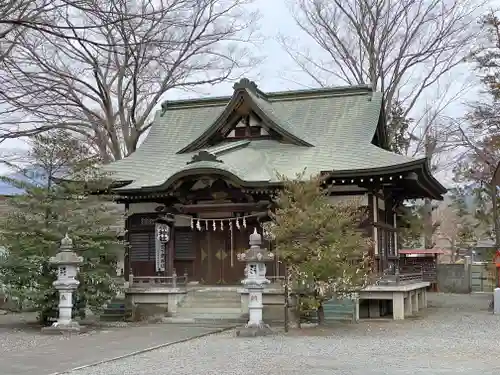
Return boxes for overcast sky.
[0,0,303,172]
[0,0,481,185]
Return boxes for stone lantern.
[42,234,85,334]
[236,228,274,337]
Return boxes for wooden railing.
[262,272,423,288]
[374,269,424,285]
[129,268,189,288]
[266,275,286,286]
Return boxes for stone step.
[181,295,240,305]
[176,307,242,315]
[99,313,128,322]
[161,316,245,327]
[187,291,240,297]
[190,287,239,292]
[181,297,241,303]
[186,297,241,303]
[178,312,243,318]
[179,301,241,309]
[183,296,240,303]
[99,298,131,322]
[188,291,240,298]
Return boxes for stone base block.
[494,288,500,315]
[41,321,87,335]
[236,323,273,337]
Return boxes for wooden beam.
[173,201,270,213]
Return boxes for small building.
[104,79,446,319]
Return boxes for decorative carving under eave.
[187,150,223,164]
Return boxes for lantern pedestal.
[236,284,273,337]
[41,283,87,335]
[41,234,86,335]
[235,229,274,337]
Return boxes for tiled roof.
[104,81,426,191]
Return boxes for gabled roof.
[105,79,446,198]
[178,79,313,153]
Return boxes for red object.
[399,249,446,255]
[494,250,500,268]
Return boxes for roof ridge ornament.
[233,78,258,93]
[187,150,223,164]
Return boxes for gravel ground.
[66,293,500,375]
[0,312,219,375]
[0,312,71,353]
[0,312,133,355]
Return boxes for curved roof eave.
[324,158,427,177]
[324,157,447,199]
[113,166,279,194]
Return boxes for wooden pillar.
[368,193,378,273]
[385,195,396,261]
[168,224,175,276]
[393,212,398,256]
[371,194,379,255]
[124,202,130,281]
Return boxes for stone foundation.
[125,287,187,319]
[41,321,88,335]
[236,322,273,337]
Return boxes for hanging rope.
[151,211,268,233]
[167,212,267,231]
[174,212,265,222]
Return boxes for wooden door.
[198,228,250,284]
[221,227,247,284]
[199,230,227,284]
[211,230,228,284]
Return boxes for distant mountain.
[0,168,48,196]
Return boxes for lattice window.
[174,230,195,260]
[129,232,155,261]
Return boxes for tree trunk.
[423,133,435,249]
[317,303,325,325]
[423,198,433,249]
[490,183,500,251]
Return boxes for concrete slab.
[362,281,430,293]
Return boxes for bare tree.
[0,0,157,61]
[450,12,500,184]
[281,0,481,151]
[0,1,63,64]
[282,0,482,252]
[0,0,258,162]
[432,198,478,263]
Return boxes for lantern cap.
[49,233,83,266]
[249,228,262,247]
[238,228,274,263]
[60,233,73,250]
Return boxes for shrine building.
[104,79,446,319]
